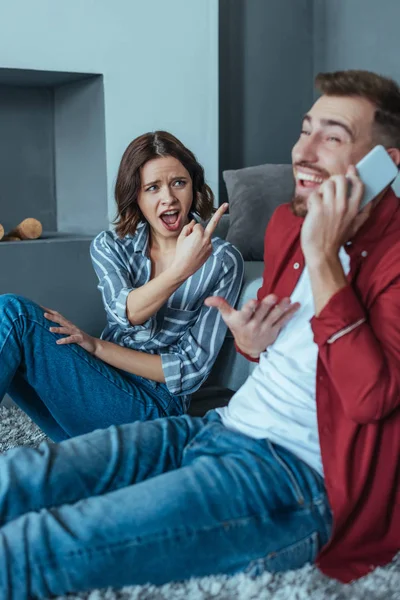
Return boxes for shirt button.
[293,262,300,270]
[361,250,368,257]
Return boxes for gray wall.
[313,0,400,81]
[55,76,108,234]
[219,0,314,189]
[0,85,56,232]
[0,0,219,218]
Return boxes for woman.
[0,131,243,441]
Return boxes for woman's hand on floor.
[43,308,98,354]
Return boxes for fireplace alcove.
[0,67,108,334]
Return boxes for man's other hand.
[205,294,300,359]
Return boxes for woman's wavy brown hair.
[114,131,214,237]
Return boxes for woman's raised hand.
[171,203,228,280]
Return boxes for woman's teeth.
[160,211,179,225]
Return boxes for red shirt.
[249,189,400,582]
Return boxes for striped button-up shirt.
[90,220,243,396]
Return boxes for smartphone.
[354,145,398,211]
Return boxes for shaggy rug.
[0,404,399,600]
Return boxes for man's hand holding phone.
[301,145,399,266]
[205,294,300,359]
[300,166,365,266]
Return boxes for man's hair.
[315,70,400,149]
[114,131,214,238]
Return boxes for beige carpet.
[0,405,399,600]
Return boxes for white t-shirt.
[217,248,351,476]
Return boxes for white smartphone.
[354,145,398,211]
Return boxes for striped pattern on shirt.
[90,221,244,396]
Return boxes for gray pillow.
[224,164,294,261]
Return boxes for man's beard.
[290,195,308,218]
[291,162,330,218]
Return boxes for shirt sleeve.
[311,277,400,423]
[161,245,244,395]
[90,232,137,329]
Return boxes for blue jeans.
[0,411,332,599]
[0,294,184,441]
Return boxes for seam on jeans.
[182,422,223,453]
[31,510,315,569]
[14,315,163,411]
[266,441,304,505]
[244,530,319,574]
[0,322,19,356]
[265,530,319,561]
[160,392,185,417]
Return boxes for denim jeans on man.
[0,294,183,441]
[0,410,332,599]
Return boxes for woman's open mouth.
[159,210,182,232]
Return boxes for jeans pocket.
[266,440,305,505]
[244,531,319,576]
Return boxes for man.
[0,70,399,598]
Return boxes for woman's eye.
[300,130,311,136]
[173,180,186,187]
[327,136,341,143]
[145,185,158,192]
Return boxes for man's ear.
[386,147,400,167]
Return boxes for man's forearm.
[94,339,165,382]
[307,254,348,317]
[127,267,186,326]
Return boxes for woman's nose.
[160,187,175,204]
